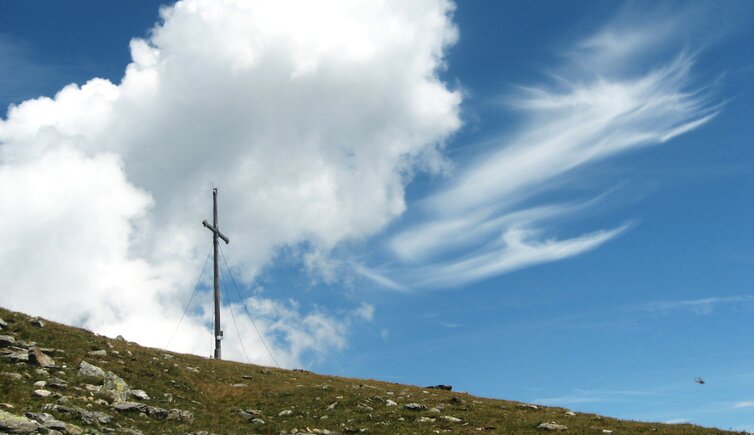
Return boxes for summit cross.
[202,188,230,359]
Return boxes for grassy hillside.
[0,306,742,434]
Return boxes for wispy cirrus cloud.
[636,295,754,315]
[379,7,718,289]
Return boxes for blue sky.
[1,0,752,431]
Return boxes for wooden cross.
[202,188,230,359]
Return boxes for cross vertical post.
[202,188,230,359]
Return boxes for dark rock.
[0,335,15,347]
[427,384,452,391]
[146,406,169,419]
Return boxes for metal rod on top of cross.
[202,188,230,359]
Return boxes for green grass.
[0,306,743,434]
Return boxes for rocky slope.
[0,306,742,434]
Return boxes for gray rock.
[88,350,107,357]
[443,415,463,423]
[0,409,40,433]
[564,411,576,416]
[115,335,126,341]
[5,351,28,363]
[29,348,55,368]
[30,318,45,328]
[251,418,265,424]
[77,361,105,381]
[130,389,149,401]
[518,403,539,410]
[404,403,426,411]
[416,416,435,422]
[537,422,569,431]
[385,399,397,407]
[356,404,373,412]
[23,412,54,423]
[0,335,15,347]
[230,383,247,388]
[33,389,52,398]
[0,318,7,328]
[41,404,113,425]
[101,371,130,402]
[166,408,193,423]
[48,378,68,389]
[33,380,47,387]
[112,401,147,412]
[278,409,293,416]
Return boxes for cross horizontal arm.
[202,220,230,244]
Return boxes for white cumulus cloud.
[0,0,461,366]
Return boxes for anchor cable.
[167,243,213,349]
[220,261,252,365]
[219,244,281,368]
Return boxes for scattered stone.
[88,350,107,357]
[1,372,23,381]
[0,318,7,328]
[33,380,47,387]
[241,375,253,379]
[33,389,52,398]
[518,403,539,410]
[77,361,106,381]
[565,411,576,416]
[356,404,373,412]
[115,335,126,341]
[251,418,265,425]
[42,404,113,425]
[0,409,40,433]
[131,389,150,401]
[186,366,200,373]
[429,407,441,414]
[166,408,193,423]
[0,335,16,347]
[34,368,49,377]
[326,401,338,410]
[416,416,435,422]
[231,383,247,388]
[48,378,68,389]
[427,384,452,391]
[84,384,102,393]
[5,351,29,363]
[404,403,426,411]
[602,430,613,434]
[113,401,146,412]
[30,318,45,328]
[101,371,130,402]
[146,406,169,419]
[537,422,569,431]
[443,415,463,423]
[279,409,293,416]
[385,399,397,407]
[29,348,55,368]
